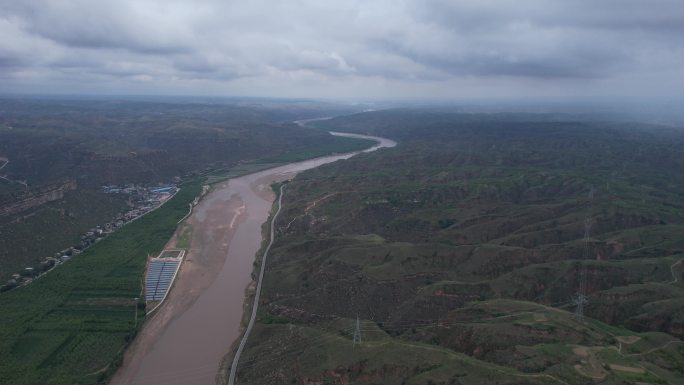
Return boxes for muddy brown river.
[111,131,395,385]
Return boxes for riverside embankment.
[111,131,396,385]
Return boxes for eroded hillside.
[236,111,684,385]
[0,98,366,283]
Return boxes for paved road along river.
[111,131,396,385]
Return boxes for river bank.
[111,131,396,385]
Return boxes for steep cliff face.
[0,179,77,216]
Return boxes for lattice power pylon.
[574,187,595,322]
[353,315,362,346]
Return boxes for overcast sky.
[1,0,683,100]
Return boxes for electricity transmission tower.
[352,315,361,346]
[574,187,594,322]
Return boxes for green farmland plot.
[0,180,203,385]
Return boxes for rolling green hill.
[236,111,684,384]
[0,98,360,188]
[0,98,369,283]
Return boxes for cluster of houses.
[0,183,179,293]
[104,184,178,223]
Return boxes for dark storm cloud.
[3,1,193,54]
[0,0,683,98]
[414,0,684,33]
[0,55,26,70]
[380,0,681,79]
[371,35,620,79]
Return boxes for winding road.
[111,129,395,385]
[227,183,285,385]
[0,158,28,189]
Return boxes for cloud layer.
[1,0,683,99]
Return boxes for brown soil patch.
[609,364,646,374]
[305,193,338,213]
[616,335,641,344]
[573,346,589,357]
[573,346,608,379]
[158,249,183,259]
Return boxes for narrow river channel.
[111,130,396,385]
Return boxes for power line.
[237,298,574,370]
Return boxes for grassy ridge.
[236,112,684,384]
[241,302,684,385]
[0,98,366,284]
[0,130,374,384]
[253,136,376,164]
[0,189,128,282]
[0,179,202,385]
[0,99,359,189]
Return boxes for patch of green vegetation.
[238,111,684,384]
[611,370,668,385]
[0,98,367,286]
[0,179,203,385]
[0,98,359,189]
[586,318,639,337]
[175,224,192,249]
[237,322,552,385]
[256,309,291,325]
[0,189,128,282]
[252,135,376,164]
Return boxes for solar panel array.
[145,259,180,301]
